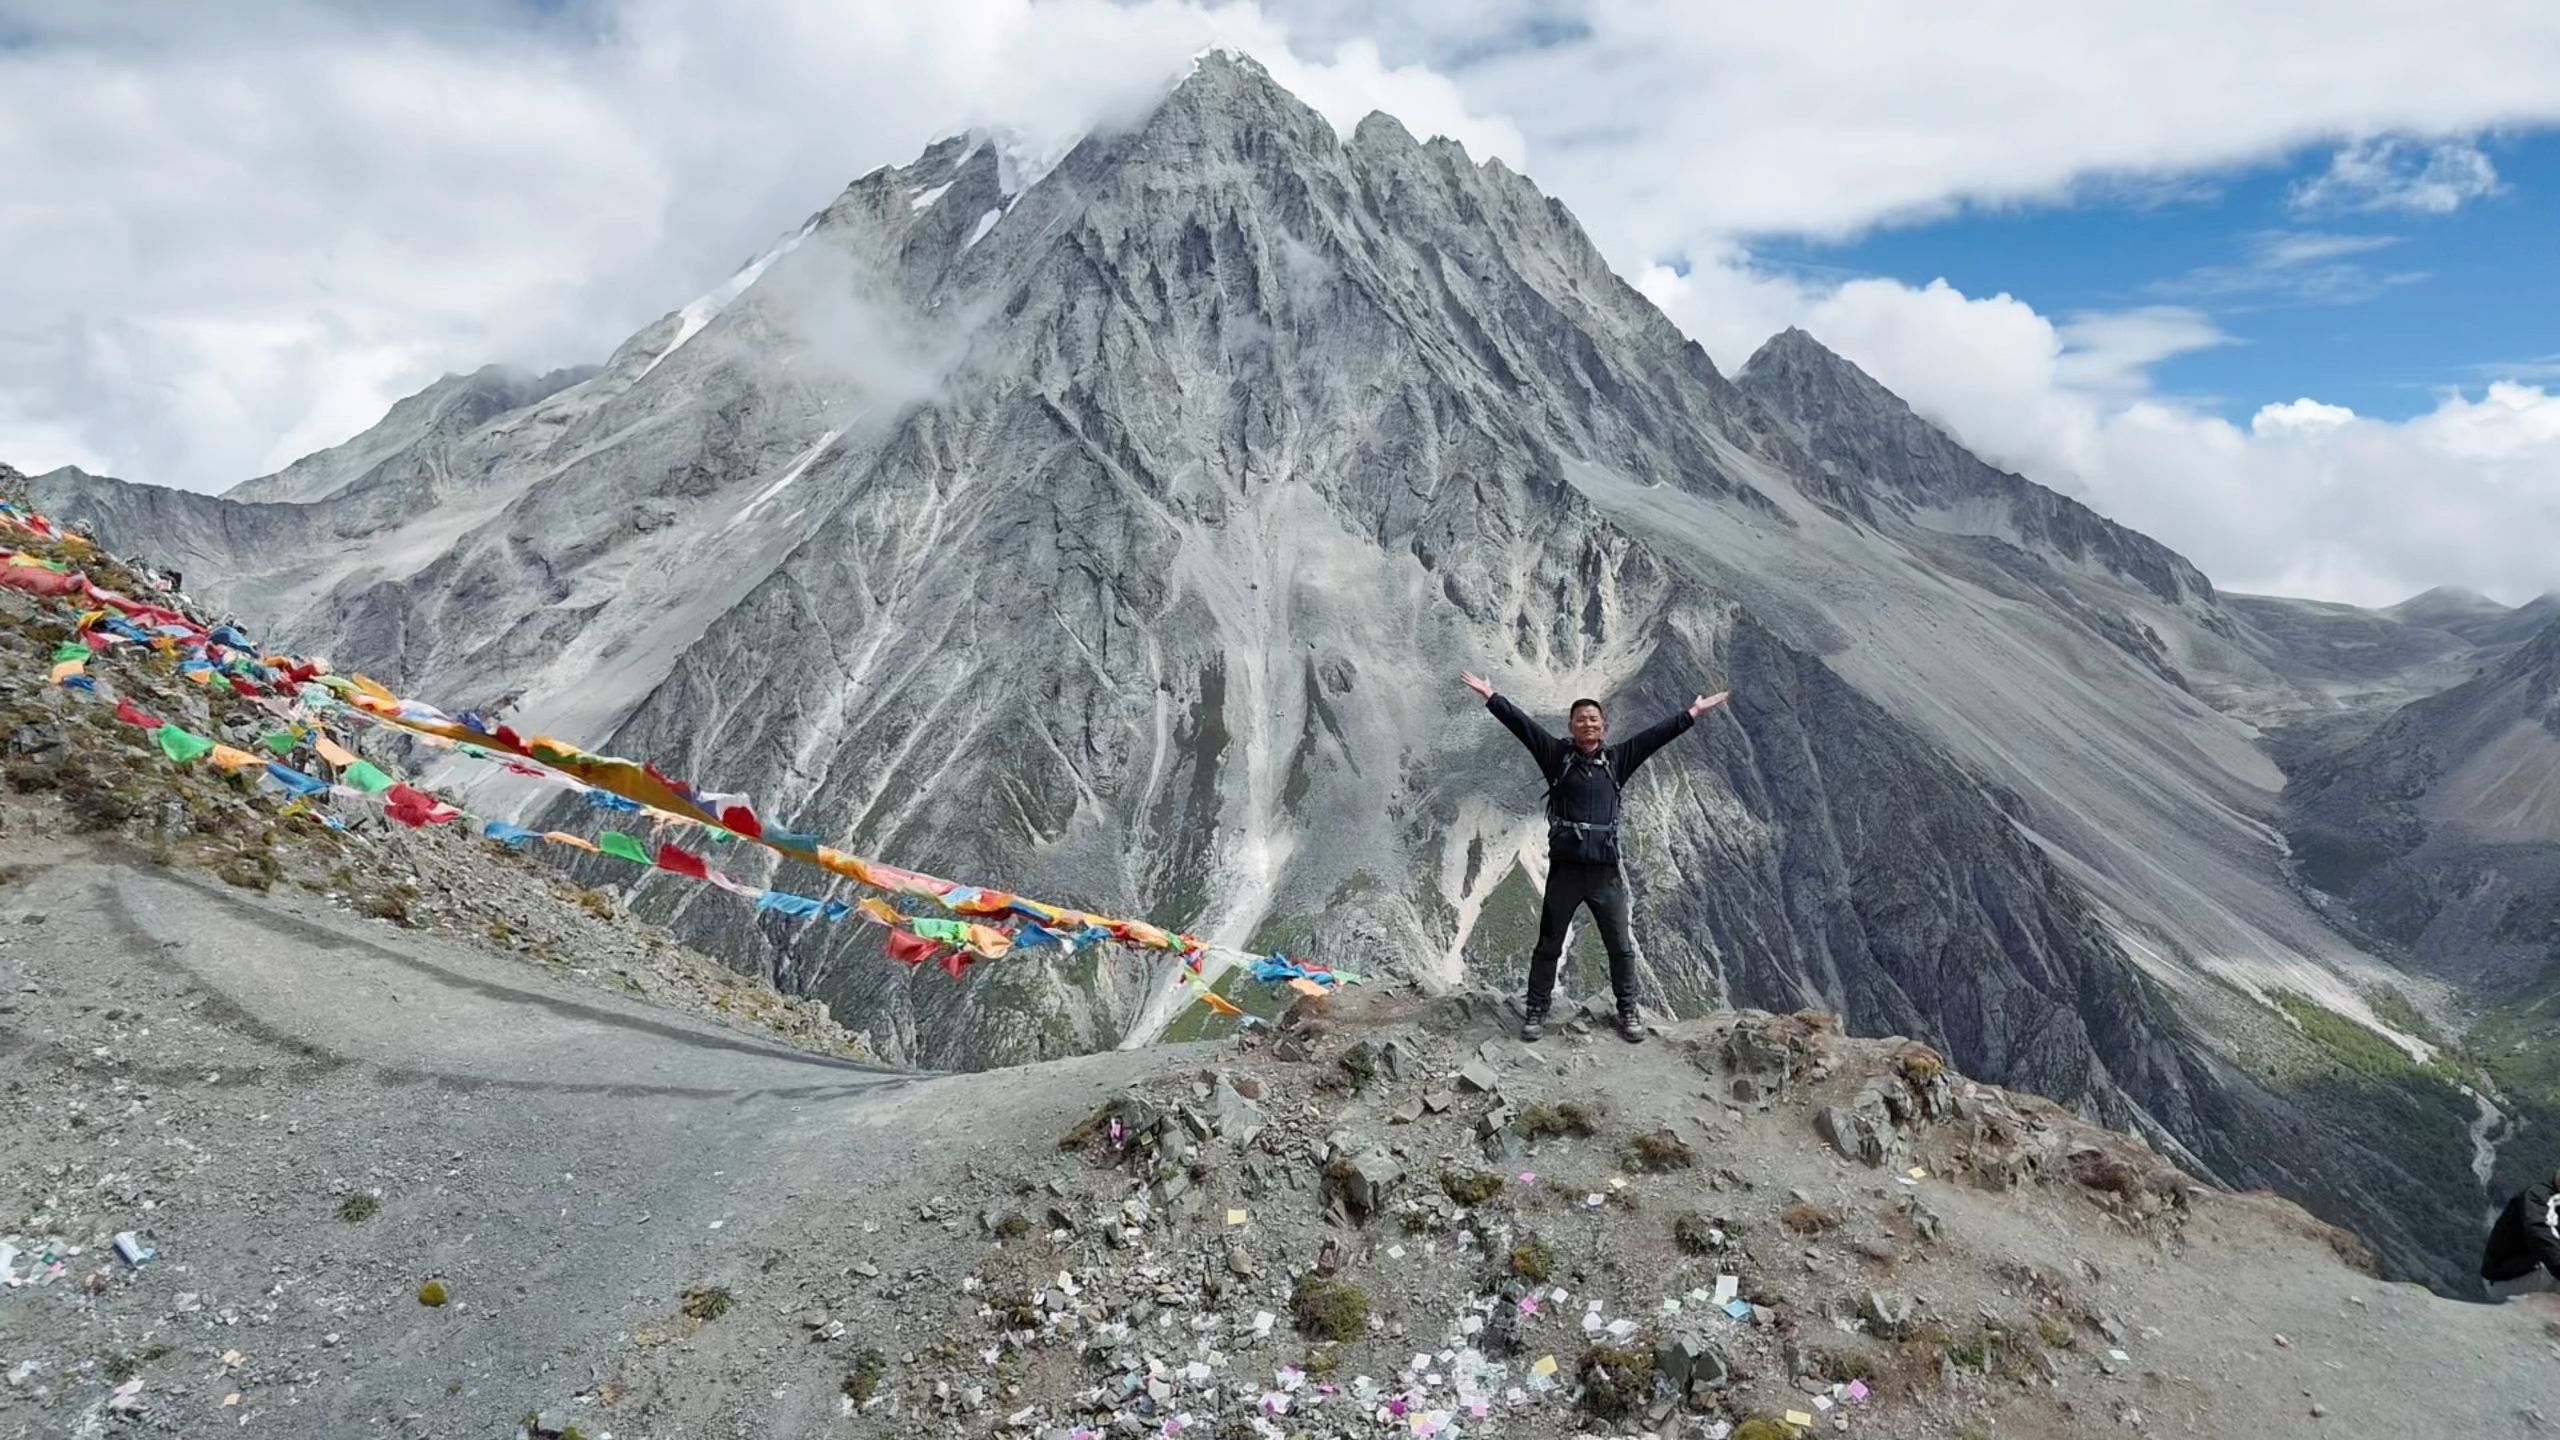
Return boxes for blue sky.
[1750,132,2554,424]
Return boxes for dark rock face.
[1735,327,2222,615]
[2289,616,2560,986]
[13,51,2493,1290]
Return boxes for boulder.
[1332,1149,1403,1217]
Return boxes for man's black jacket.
[1487,694,1693,856]
[2482,1180,2560,1283]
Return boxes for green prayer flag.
[50,641,88,662]
[154,725,216,764]
[598,831,651,865]
[342,760,395,794]
[261,730,299,756]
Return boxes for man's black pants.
[1524,859,1636,1014]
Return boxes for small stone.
[1421,1091,1454,1114]
[1390,1099,1425,1125]
[2310,1403,2327,1418]
[1379,1038,1413,1080]
[1853,1238,1898,1264]
[1227,1250,1254,1278]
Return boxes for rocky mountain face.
[19,54,2517,1288]
[2289,614,2560,988]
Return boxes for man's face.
[1569,704,1606,751]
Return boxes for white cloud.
[0,0,1518,491]
[2251,398,2357,435]
[2254,232,2401,268]
[2288,138,2506,215]
[3,0,2560,606]
[1648,256,2560,605]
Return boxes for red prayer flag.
[384,784,458,828]
[113,697,161,729]
[717,804,762,839]
[940,948,974,980]
[653,841,709,879]
[884,929,941,967]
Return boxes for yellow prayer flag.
[1531,1355,1557,1377]
[1784,1412,1813,1429]
[1225,1209,1247,1226]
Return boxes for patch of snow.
[962,208,1003,250]
[907,181,954,212]
[636,217,819,381]
[721,428,843,535]
[982,127,1079,197]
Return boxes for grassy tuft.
[679,1286,734,1322]
[1289,1274,1369,1341]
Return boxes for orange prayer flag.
[1286,977,1328,997]
[541,832,600,853]
[350,674,399,705]
[312,734,360,768]
[207,745,265,772]
[818,846,881,887]
[856,897,901,925]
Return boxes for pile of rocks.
[769,993,2199,1439]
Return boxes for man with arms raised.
[1461,672,1727,1043]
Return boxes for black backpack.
[1543,747,1622,865]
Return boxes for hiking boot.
[1520,1008,1548,1043]
[1614,1007,1646,1045]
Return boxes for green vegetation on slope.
[2358,984,2448,1050]
[2258,991,2484,1270]
[2469,960,2560,1197]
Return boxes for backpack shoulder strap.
[1542,746,1623,809]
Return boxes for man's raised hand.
[1460,672,1495,701]
[1688,690,1729,719]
